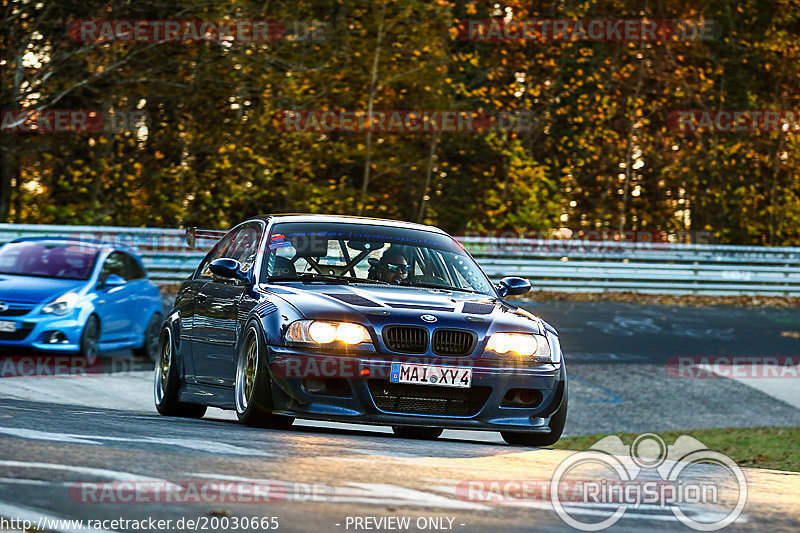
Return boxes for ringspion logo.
[550,434,747,531]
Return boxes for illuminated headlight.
[41,292,79,316]
[286,320,371,346]
[485,332,552,360]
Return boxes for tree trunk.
[357,1,387,216]
[0,137,18,222]
[416,130,441,222]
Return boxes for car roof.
[8,236,120,251]
[248,214,449,235]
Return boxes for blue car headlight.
[485,332,553,361]
[41,292,80,316]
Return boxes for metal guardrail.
[1,224,799,296]
[0,224,209,284]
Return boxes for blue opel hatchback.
[0,237,163,361]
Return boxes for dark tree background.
[2,0,799,244]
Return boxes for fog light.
[45,331,69,344]
[501,388,543,408]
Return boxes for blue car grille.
[432,329,475,356]
[0,303,34,317]
[368,381,491,416]
[382,326,428,354]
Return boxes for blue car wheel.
[153,327,207,419]
[501,382,568,446]
[134,313,162,362]
[79,315,100,363]
[234,322,293,429]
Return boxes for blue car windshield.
[264,222,494,296]
[0,242,98,280]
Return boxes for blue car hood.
[0,274,87,304]
[262,283,547,335]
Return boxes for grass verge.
[555,426,800,472]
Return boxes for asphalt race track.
[1,300,799,532]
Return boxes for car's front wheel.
[235,323,294,429]
[154,327,206,418]
[391,426,443,440]
[78,315,100,364]
[134,313,162,362]
[501,383,568,447]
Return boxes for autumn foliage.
[2,0,799,245]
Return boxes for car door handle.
[197,293,208,302]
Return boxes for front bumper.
[0,313,84,354]
[267,346,565,433]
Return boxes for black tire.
[153,327,207,418]
[391,426,444,440]
[235,322,294,429]
[79,315,100,364]
[501,382,568,447]
[134,313,162,363]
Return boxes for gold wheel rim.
[244,338,257,402]
[159,340,170,389]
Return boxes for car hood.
[0,274,87,304]
[261,282,548,336]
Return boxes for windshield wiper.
[398,281,480,294]
[268,273,350,284]
[348,278,393,285]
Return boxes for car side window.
[197,228,242,279]
[100,252,127,283]
[227,224,262,271]
[123,253,146,280]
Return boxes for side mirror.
[497,276,531,298]
[208,258,249,282]
[100,274,126,290]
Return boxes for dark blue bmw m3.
[155,215,567,446]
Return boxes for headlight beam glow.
[286,320,371,346]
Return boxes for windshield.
[263,221,495,296]
[0,242,99,280]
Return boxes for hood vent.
[267,287,295,295]
[323,293,382,307]
[462,302,495,315]
[387,303,454,312]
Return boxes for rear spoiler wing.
[185,227,227,249]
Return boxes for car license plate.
[0,320,17,332]
[390,362,472,388]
